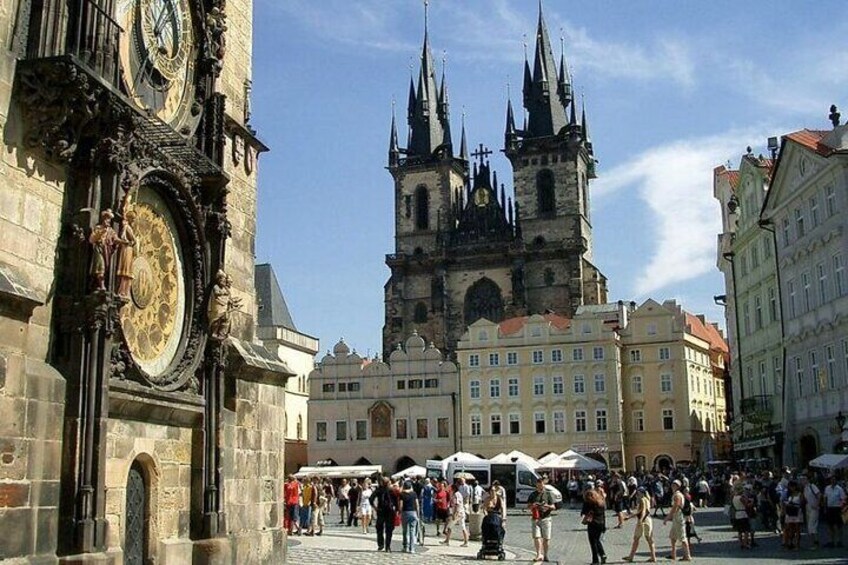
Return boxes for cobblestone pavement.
[287,506,848,564]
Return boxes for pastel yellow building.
[620,300,730,472]
[456,305,629,469]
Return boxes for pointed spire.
[460,109,468,162]
[406,75,416,124]
[582,93,593,155]
[389,98,400,167]
[522,1,568,138]
[439,53,453,149]
[557,32,572,107]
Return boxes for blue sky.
[251,0,848,357]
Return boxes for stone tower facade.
[0,2,291,563]
[383,5,607,358]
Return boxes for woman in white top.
[359,479,373,534]
[782,481,803,550]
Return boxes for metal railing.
[740,394,773,417]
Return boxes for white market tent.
[444,451,484,462]
[392,465,427,479]
[540,449,606,471]
[809,453,848,470]
[491,450,541,469]
[537,452,561,467]
[294,465,382,479]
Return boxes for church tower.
[504,4,607,318]
[383,3,607,359]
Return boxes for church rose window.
[464,278,504,326]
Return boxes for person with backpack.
[370,475,399,552]
[663,480,692,561]
[682,486,701,545]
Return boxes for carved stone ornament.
[232,133,244,165]
[16,60,130,163]
[207,270,242,341]
[245,145,255,176]
[204,1,228,75]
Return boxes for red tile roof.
[499,313,571,336]
[785,129,831,157]
[714,165,740,190]
[684,313,728,353]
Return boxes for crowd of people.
[282,464,847,563]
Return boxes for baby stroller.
[477,513,505,560]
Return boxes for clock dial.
[473,187,490,207]
[120,190,186,379]
[118,0,196,128]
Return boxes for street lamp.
[835,411,848,454]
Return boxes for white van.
[445,459,562,508]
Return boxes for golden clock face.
[120,190,186,379]
[473,188,490,207]
[117,0,196,127]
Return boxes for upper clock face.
[473,188,490,207]
[118,0,196,127]
[120,189,187,379]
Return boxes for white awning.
[808,453,848,470]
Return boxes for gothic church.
[383,4,608,357]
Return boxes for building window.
[810,350,820,393]
[759,360,767,394]
[573,374,585,394]
[469,354,480,367]
[508,377,519,397]
[533,376,545,396]
[782,218,791,246]
[662,409,674,430]
[573,347,584,361]
[575,410,587,432]
[470,414,481,436]
[489,352,500,366]
[595,409,608,431]
[356,420,367,440]
[438,417,449,438]
[479,330,489,341]
[755,295,763,329]
[414,301,428,324]
[532,350,544,364]
[395,419,407,439]
[826,345,837,390]
[316,422,327,442]
[594,374,606,393]
[794,356,804,397]
[647,323,657,336]
[768,286,777,323]
[490,378,501,398]
[629,349,641,362]
[537,169,556,215]
[825,185,836,217]
[341,381,360,392]
[802,271,812,312]
[552,375,564,395]
[582,322,592,334]
[551,349,563,363]
[490,414,502,435]
[742,302,751,335]
[534,412,546,434]
[593,346,604,361]
[553,411,565,433]
[659,347,670,360]
[469,380,480,399]
[763,235,772,258]
[509,413,521,434]
[397,380,406,390]
[661,373,673,393]
[633,410,645,432]
[409,379,423,389]
[795,207,805,238]
[415,185,429,230]
[834,254,845,297]
[322,383,335,393]
[817,263,828,304]
[632,375,643,394]
[425,378,438,388]
[843,340,848,387]
[810,195,820,227]
[336,421,348,441]
[417,418,428,439]
[507,351,518,365]
[787,279,797,318]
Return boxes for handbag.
[393,512,401,527]
[581,512,593,525]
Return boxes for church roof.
[684,312,727,353]
[499,313,571,336]
[255,263,297,330]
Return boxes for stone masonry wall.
[103,419,195,562]
[222,378,286,564]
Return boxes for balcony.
[740,394,774,423]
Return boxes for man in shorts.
[824,475,846,548]
[623,486,656,562]
[528,477,555,562]
[663,480,691,561]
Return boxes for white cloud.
[594,128,774,297]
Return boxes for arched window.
[297,415,303,440]
[537,169,555,215]
[414,301,428,324]
[464,278,504,326]
[415,186,429,230]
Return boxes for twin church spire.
[390,1,592,168]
